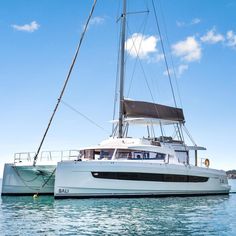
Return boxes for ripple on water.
[0,190,236,235]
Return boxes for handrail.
[14,149,80,164]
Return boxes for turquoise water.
[0,180,236,235]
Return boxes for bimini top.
[123,99,185,123]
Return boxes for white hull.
[54,161,230,198]
[1,163,56,195]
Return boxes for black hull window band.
[91,172,209,182]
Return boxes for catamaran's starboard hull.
[1,163,56,196]
[54,161,231,199]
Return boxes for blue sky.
[0,0,236,176]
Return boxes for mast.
[118,0,127,138]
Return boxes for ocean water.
[0,180,235,235]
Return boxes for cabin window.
[81,149,94,160]
[133,152,143,159]
[98,149,114,160]
[81,149,115,160]
[115,149,166,161]
[155,153,166,160]
[116,150,132,159]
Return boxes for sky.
[0,0,236,176]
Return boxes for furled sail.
[123,100,185,122]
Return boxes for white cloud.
[147,53,164,63]
[191,18,201,25]
[176,21,185,27]
[125,33,158,59]
[83,16,105,30]
[163,69,174,76]
[201,28,224,44]
[11,21,40,32]
[226,30,236,48]
[163,64,188,78]
[178,64,189,76]
[172,36,201,62]
[90,16,105,26]
[176,18,201,27]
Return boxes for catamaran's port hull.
[54,161,231,199]
[1,163,56,196]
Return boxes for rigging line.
[127,14,149,97]
[40,168,56,190]
[116,0,121,20]
[126,25,155,103]
[13,166,41,183]
[172,127,178,139]
[151,0,183,142]
[151,122,156,138]
[175,124,181,140]
[151,0,177,108]
[115,0,123,23]
[157,0,184,109]
[126,23,165,139]
[61,100,110,135]
[126,10,150,15]
[147,125,150,138]
[183,124,197,146]
[33,0,98,166]
[173,124,181,140]
[12,166,48,191]
[179,123,189,156]
[158,0,190,145]
[144,0,149,12]
[123,10,149,71]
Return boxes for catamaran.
[54,0,230,198]
[54,104,230,198]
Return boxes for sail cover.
[123,100,185,122]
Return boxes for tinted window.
[115,150,166,161]
[92,172,208,183]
